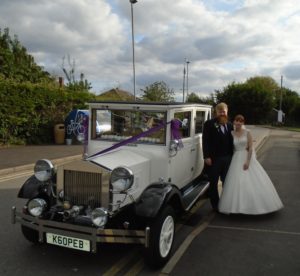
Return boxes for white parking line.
[103,198,210,275]
[208,225,300,236]
[124,258,144,276]
[160,212,216,275]
[102,248,140,276]
[0,170,32,183]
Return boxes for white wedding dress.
[219,129,283,215]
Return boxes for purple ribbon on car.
[171,119,184,148]
[87,119,183,159]
[82,114,89,156]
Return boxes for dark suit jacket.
[202,118,234,160]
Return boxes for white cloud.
[0,0,299,97]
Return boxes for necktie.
[224,124,228,133]
[221,125,226,134]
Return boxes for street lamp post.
[279,75,283,110]
[182,64,186,102]
[129,0,137,101]
[186,59,190,99]
[278,75,284,123]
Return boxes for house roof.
[96,88,135,101]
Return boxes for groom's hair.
[215,102,228,111]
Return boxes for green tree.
[0,27,53,83]
[186,92,215,105]
[246,76,279,92]
[140,81,175,102]
[186,92,200,103]
[215,75,300,125]
[291,100,300,125]
[215,78,276,124]
[61,55,92,92]
[275,88,300,125]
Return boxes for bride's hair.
[234,114,246,130]
[234,114,245,123]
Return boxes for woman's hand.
[205,158,212,166]
[243,161,249,170]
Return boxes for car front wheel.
[145,205,175,268]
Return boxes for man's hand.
[205,158,212,166]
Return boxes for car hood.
[90,149,151,196]
[90,148,150,171]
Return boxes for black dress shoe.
[212,207,219,212]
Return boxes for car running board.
[182,181,209,211]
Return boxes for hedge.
[0,78,95,144]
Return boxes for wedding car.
[12,101,211,267]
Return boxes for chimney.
[59,77,64,87]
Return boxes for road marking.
[124,258,144,276]
[0,171,32,189]
[0,170,32,183]
[190,198,208,214]
[175,198,208,232]
[104,198,209,275]
[160,212,216,275]
[208,225,300,236]
[102,248,140,276]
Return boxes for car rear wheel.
[144,205,175,268]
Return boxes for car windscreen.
[91,109,167,145]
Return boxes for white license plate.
[46,233,90,252]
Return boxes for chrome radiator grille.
[64,170,104,208]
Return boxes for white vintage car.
[12,101,211,267]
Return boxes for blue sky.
[0,0,299,100]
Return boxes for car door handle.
[191,148,196,152]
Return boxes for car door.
[192,109,207,177]
[169,111,194,188]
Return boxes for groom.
[202,102,234,211]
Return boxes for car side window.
[174,111,191,138]
[195,111,205,134]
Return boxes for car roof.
[88,101,211,109]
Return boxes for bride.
[218,115,283,215]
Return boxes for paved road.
[170,134,300,276]
[0,131,299,275]
[0,145,83,175]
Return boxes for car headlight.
[34,159,54,182]
[91,208,108,227]
[27,198,47,217]
[111,167,134,192]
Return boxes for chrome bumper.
[11,206,150,253]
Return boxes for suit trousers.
[207,155,232,209]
